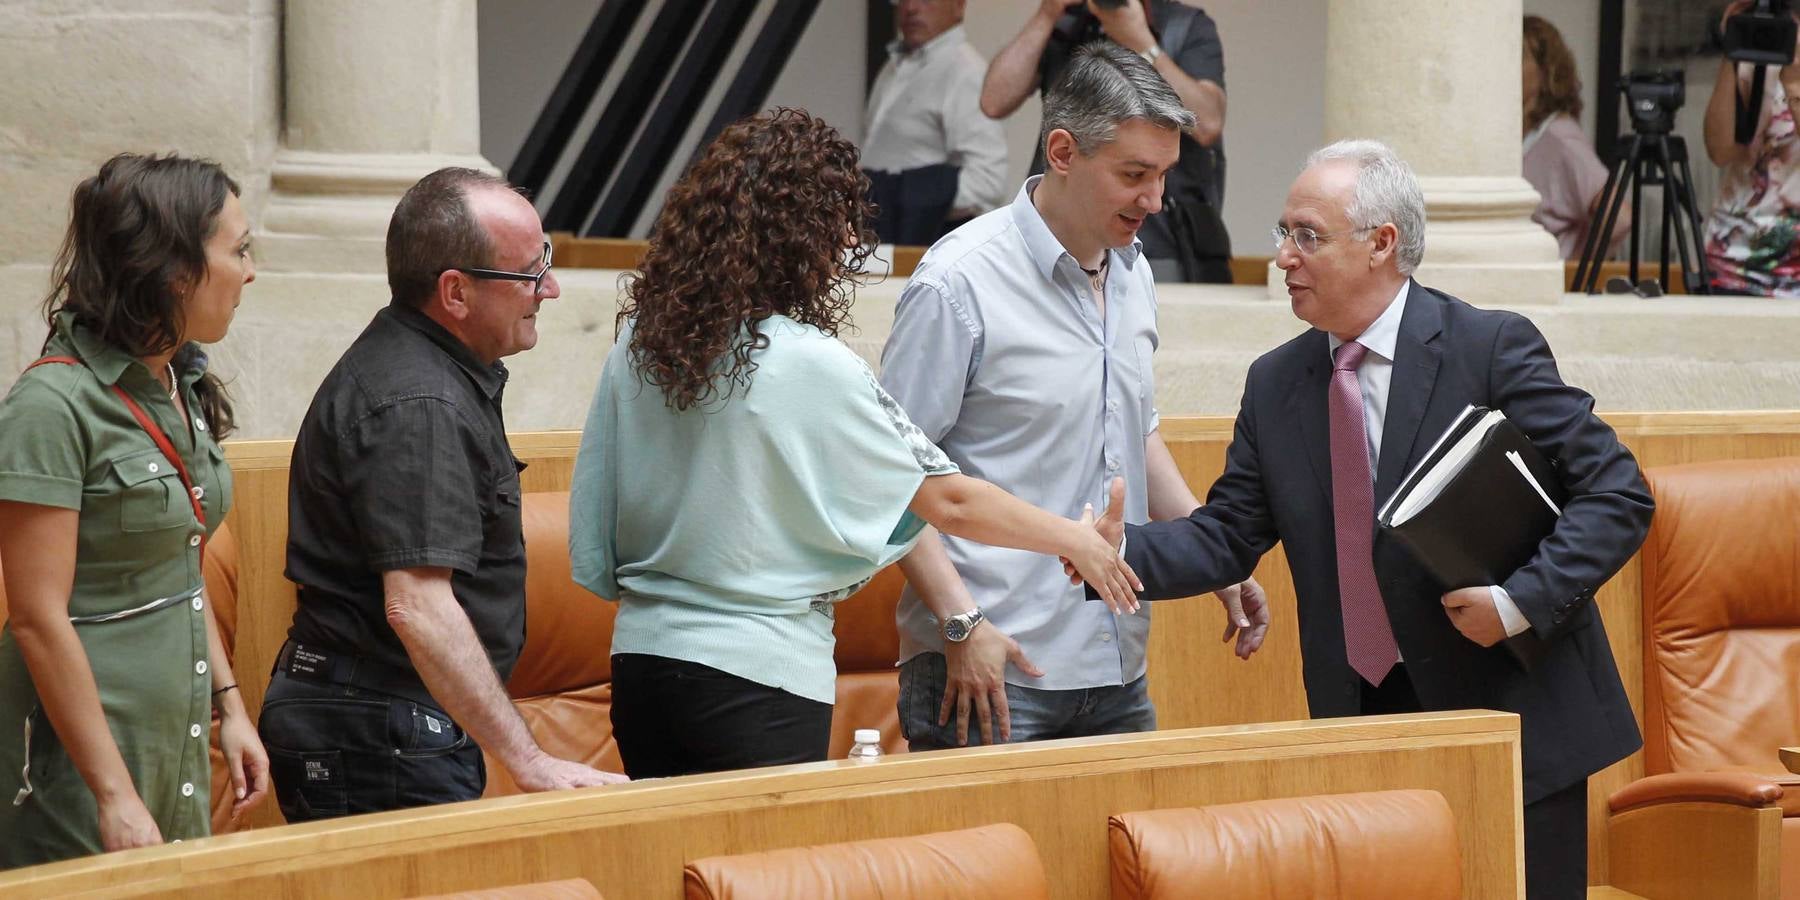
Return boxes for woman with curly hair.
[569,109,1140,778]
[0,153,268,868]
[1522,14,1627,260]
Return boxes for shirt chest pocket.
[1132,334,1157,405]
[110,448,191,533]
[203,440,233,526]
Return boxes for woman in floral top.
[1703,2,1800,296]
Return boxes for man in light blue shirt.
[881,43,1267,749]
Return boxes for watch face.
[945,619,969,642]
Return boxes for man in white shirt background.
[862,0,1008,246]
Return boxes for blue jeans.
[258,670,484,822]
[896,652,1157,750]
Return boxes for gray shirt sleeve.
[1167,5,1225,90]
[878,279,980,444]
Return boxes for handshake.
[1058,477,1270,661]
[1057,477,1140,615]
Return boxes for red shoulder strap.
[25,355,81,370]
[24,356,207,556]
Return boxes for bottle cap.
[854,728,881,744]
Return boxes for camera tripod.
[1571,131,1713,295]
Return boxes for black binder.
[1377,405,1567,666]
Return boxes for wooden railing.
[0,711,1523,899]
[8,410,1792,894]
[214,410,1800,883]
[552,237,1696,295]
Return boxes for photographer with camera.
[981,0,1230,283]
[1703,0,1800,296]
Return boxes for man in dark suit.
[1110,140,1652,899]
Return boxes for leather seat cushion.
[1108,790,1461,900]
[683,822,1049,900]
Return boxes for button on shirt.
[1330,281,1530,641]
[862,26,1008,216]
[881,176,1160,691]
[285,303,530,683]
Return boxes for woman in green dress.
[0,153,269,868]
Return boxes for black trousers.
[258,670,484,822]
[1357,664,1587,898]
[610,653,833,779]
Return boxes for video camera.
[1723,0,1797,67]
[1052,0,1133,47]
[1621,69,1685,136]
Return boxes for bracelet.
[211,683,238,697]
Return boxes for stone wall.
[0,0,280,267]
[5,261,1795,440]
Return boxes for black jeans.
[258,670,484,822]
[610,653,832,779]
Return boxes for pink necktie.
[1330,341,1397,686]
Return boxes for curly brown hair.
[1524,15,1583,131]
[619,108,877,411]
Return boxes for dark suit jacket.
[1124,281,1651,802]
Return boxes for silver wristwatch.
[1139,44,1164,65]
[942,607,986,643]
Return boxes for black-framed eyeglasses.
[1271,224,1375,256]
[455,240,553,294]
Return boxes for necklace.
[165,362,178,404]
[1080,255,1108,292]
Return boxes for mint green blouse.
[569,316,956,704]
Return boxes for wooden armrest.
[1609,772,1784,814]
[1780,747,1799,775]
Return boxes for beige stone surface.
[5,263,1799,440]
[0,0,280,266]
[283,0,481,156]
[1304,0,1564,307]
[259,0,494,273]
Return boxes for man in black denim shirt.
[260,168,626,821]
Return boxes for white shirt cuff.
[1489,585,1531,637]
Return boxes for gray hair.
[1042,42,1195,156]
[1304,139,1427,275]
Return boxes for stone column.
[1271,0,1563,305]
[259,0,496,273]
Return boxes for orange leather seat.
[0,522,246,836]
[829,564,910,757]
[1107,790,1461,900]
[485,492,909,793]
[1608,458,1800,895]
[404,878,603,899]
[682,823,1049,900]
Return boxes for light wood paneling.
[548,236,931,279]
[1607,802,1782,900]
[218,411,1800,877]
[0,712,1522,900]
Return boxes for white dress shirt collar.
[1012,175,1144,282]
[1327,278,1410,362]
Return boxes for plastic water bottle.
[848,728,882,763]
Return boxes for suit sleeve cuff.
[1490,585,1531,637]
